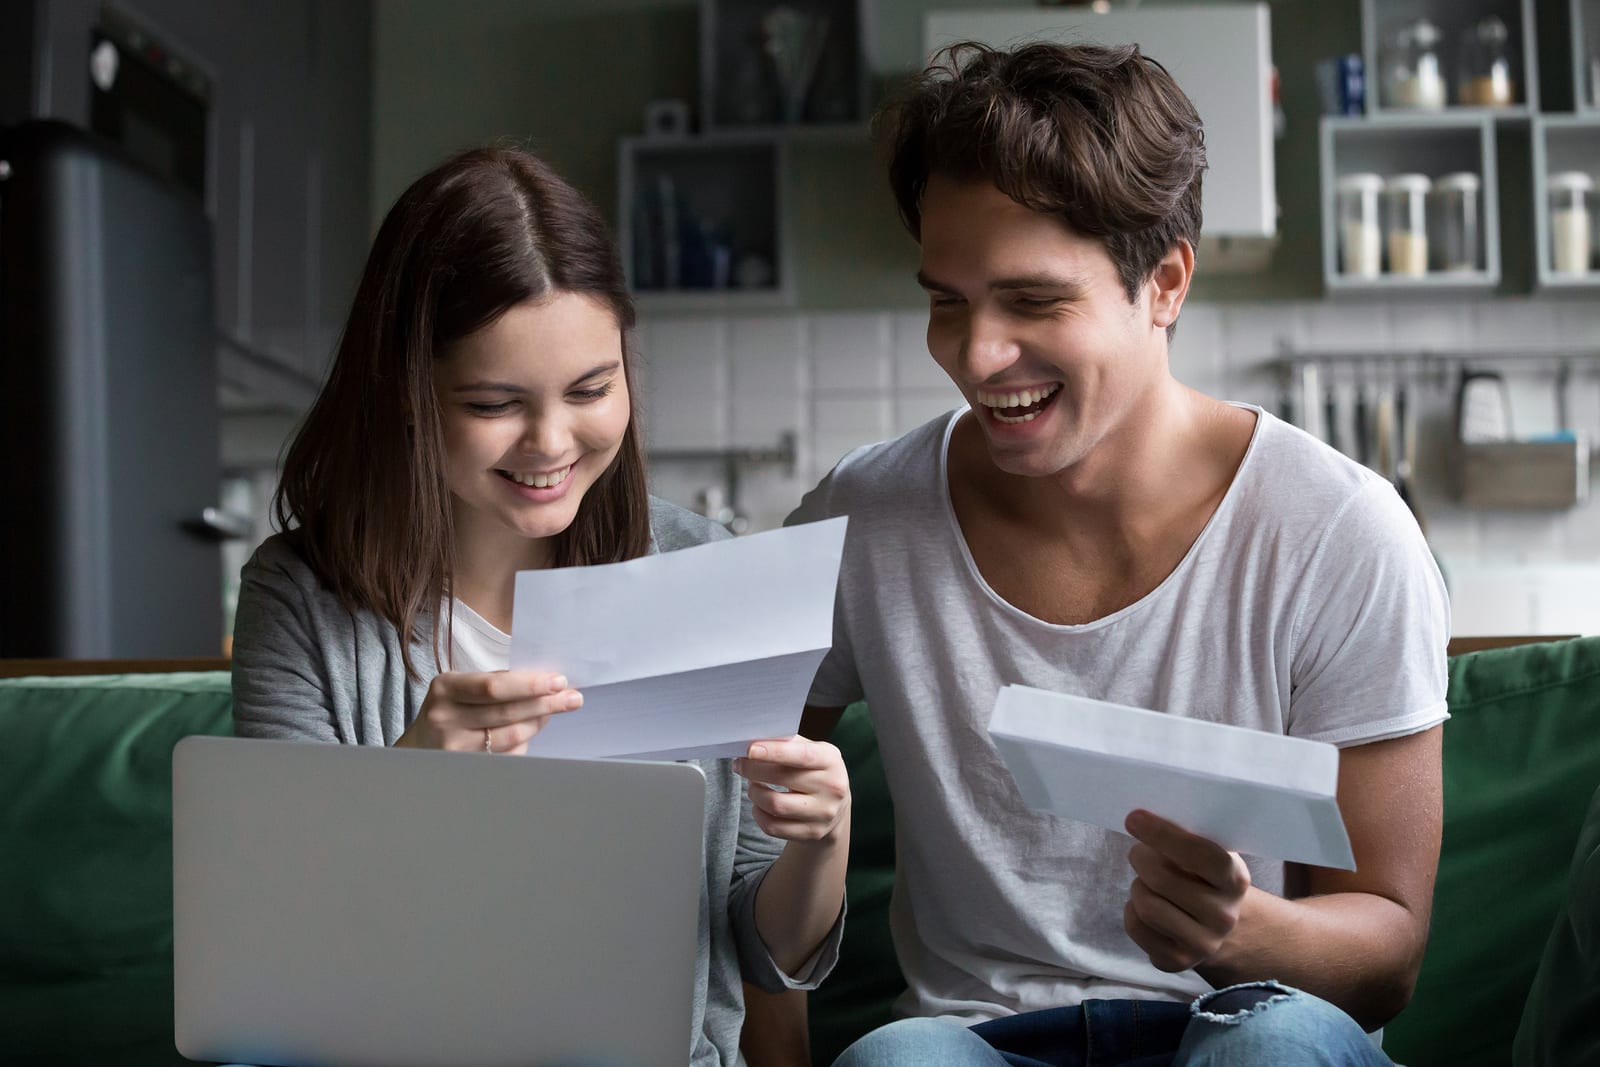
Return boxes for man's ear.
[1148,239,1195,331]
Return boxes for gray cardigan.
[231,498,841,1067]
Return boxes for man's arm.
[1124,726,1442,1031]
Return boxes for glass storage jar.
[1430,172,1481,272]
[1547,171,1595,275]
[1457,16,1515,107]
[1382,19,1446,110]
[1383,174,1432,276]
[1335,173,1384,277]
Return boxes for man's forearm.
[1197,886,1428,1031]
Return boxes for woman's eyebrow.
[570,360,621,386]
[452,381,523,394]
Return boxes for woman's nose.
[518,414,569,460]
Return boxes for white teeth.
[976,384,1059,409]
[992,410,1041,424]
[504,466,570,488]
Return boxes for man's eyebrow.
[915,270,1088,297]
[991,274,1088,296]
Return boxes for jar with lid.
[1335,173,1384,277]
[1383,174,1432,276]
[1547,172,1595,275]
[1457,16,1515,107]
[1381,19,1446,110]
[1430,172,1481,272]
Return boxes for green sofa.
[2,639,1598,1067]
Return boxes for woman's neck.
[450,514,554,633]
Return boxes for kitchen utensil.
[1325,381,1341,453]
[1456,369,1512,442]
[1353,379,1371,466]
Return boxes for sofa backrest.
[0,671,232,1065]
[811,637,1600,1067]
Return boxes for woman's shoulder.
[649,496,731,552]
[244,530,319,585]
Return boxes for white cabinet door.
[925,5,1275,238]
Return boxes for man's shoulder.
[1236,410,1403,531]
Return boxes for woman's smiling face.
[433,291,632,559]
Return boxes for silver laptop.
[173,736,707,1067]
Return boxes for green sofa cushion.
[1386,637,1600,1067]
[0,671,232,1066]
[815,638,1600,1067]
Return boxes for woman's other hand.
[396,671,582,754]
[734,735,850,844]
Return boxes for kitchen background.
[3,0,1598,656]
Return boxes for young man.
[789,41,1449,1067]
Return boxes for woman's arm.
[737,736,851,974]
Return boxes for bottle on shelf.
[1456,16,1515,108]
[1381,19,1447,110]
[1431,172,1481,272]
[1336,172,1384,277]
[1383,173,1432,276]
[1547,171,1595,275]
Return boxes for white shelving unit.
[1362,0,1538,118]
[1532,115,1600,288]
[1575,0,1600,113]
[1320,115,1500,293]
[617,134,793,311]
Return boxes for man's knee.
[831,1016,998,1067]
[1179,982,1386,1066]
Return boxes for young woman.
[230,146,849,1066]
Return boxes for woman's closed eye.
[466,400,516,415]
[569,381,615,402]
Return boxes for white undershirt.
[445,597,510,673]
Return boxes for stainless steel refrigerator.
[0,120,223,658]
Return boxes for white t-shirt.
[788,405,1450,1022]
[446,597,510,673]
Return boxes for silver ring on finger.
[483,727,492,754]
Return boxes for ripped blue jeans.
[830,981,1394,1067]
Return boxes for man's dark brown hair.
[274,146,652,679]
[881,41,1208,306]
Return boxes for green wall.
[373,1,1370,308]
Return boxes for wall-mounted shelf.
[1532,116,1600,288]
[1573,0,1600,113]
[701,0,869,130]
[1362,0,1538,117]
[1320,116,1501,293]
[617,134,793,309]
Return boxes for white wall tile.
[810,312,892,390]
[639,318,727,449]
[1468,300,1561,349]
[1170,303,1225,394]
[893,389,965,437]
[727,316,807,395]
[1478,511,1565,562]
[891,310,948,388]
[812,395,892,481]
[1381,301,1471,351]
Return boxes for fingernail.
[751,744,767,759]
[566,691,583,710]
[552,675,568,691]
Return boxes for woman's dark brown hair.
[881,41,1207,309]
[275,145,651,677]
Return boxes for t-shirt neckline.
[936,402,1268,633]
